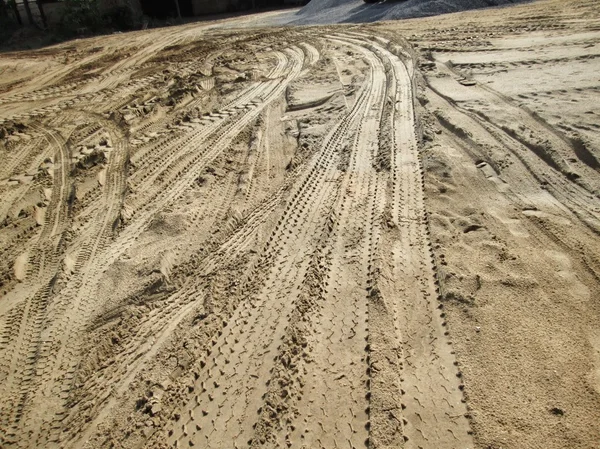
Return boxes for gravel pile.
[293,0,530,24]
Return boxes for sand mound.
[296,0,530,23]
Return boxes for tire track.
[284,35,387,449]
[0,124,72,447]
[427,80,600,233]
[161,43,381,449]
[0,23,523,449]
[371,38,474,448]
[11,45,307,448]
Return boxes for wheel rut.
[0,26,475,449]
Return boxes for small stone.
[151,404,162,416]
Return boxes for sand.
[0,0,599,448]
[294,0,531,24]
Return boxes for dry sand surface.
[0,0,599,448]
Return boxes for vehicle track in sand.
[148,32,470,449]
[0,26,470,449]
[3,3,598,447]
[0,40,310,448]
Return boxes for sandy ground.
[0,0,599,448]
